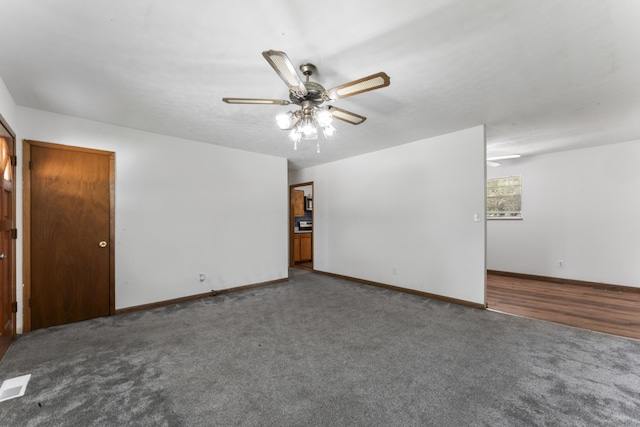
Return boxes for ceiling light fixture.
[277,104,335,153]
[486,154,521,161]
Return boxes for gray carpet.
[1,269,640,426]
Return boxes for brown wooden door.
[0,119,16,358]
[30,143,113,330]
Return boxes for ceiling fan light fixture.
[283,107,335,150]
[322,124,337,138]
[296,115,314,138]
[276,111,297,129]
[315,108,333,127]
[301,126,318,141]
[288,128,302,143]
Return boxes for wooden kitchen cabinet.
[293,190,305,217]
[293,233,312,262]
[293,234,301,262]
[300,233,311,261]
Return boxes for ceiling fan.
[223,50,391,152]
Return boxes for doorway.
[0,115,16,359]
[290,182,313,270]
[23,140,115,331]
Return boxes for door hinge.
[29,298,32,308]
[29,160,32,170]
[10,155,17,167]
[12,301,17,313]
[11,228,17,239]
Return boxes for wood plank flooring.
[487,274,640,340]
[294,261,313,271]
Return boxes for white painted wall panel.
[290,126,486,304]
[18,107,288,319]
[0,76,17,127]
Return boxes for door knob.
[99,241,108,248]
[0,253,4,260]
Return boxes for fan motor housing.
[290,81,326,106]
[289,63,325,106]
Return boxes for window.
[487,175,522,219]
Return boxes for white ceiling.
[1,0,639,170]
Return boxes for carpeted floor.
[1,269,640,426]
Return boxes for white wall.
[487,140,640,287]
[0,75,17,127]
[17,107,289,330]
[290,126,486,305]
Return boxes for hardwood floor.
[487,273,640,340]
[294,261,313,271]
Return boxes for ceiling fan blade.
[325,72,390,100]
[222,98,291,105]
[262,50,308,96]
[327,106,367,125]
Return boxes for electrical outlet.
[199,273,205,282]
[558,260,564,268]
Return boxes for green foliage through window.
[487,176,522,219]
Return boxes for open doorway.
[290,182,313,270]
[0,114,16,360]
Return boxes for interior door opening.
[290,182,313,271]
[0,115,16,360]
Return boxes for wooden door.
[0,117,16,358]
[28,142,114,330]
